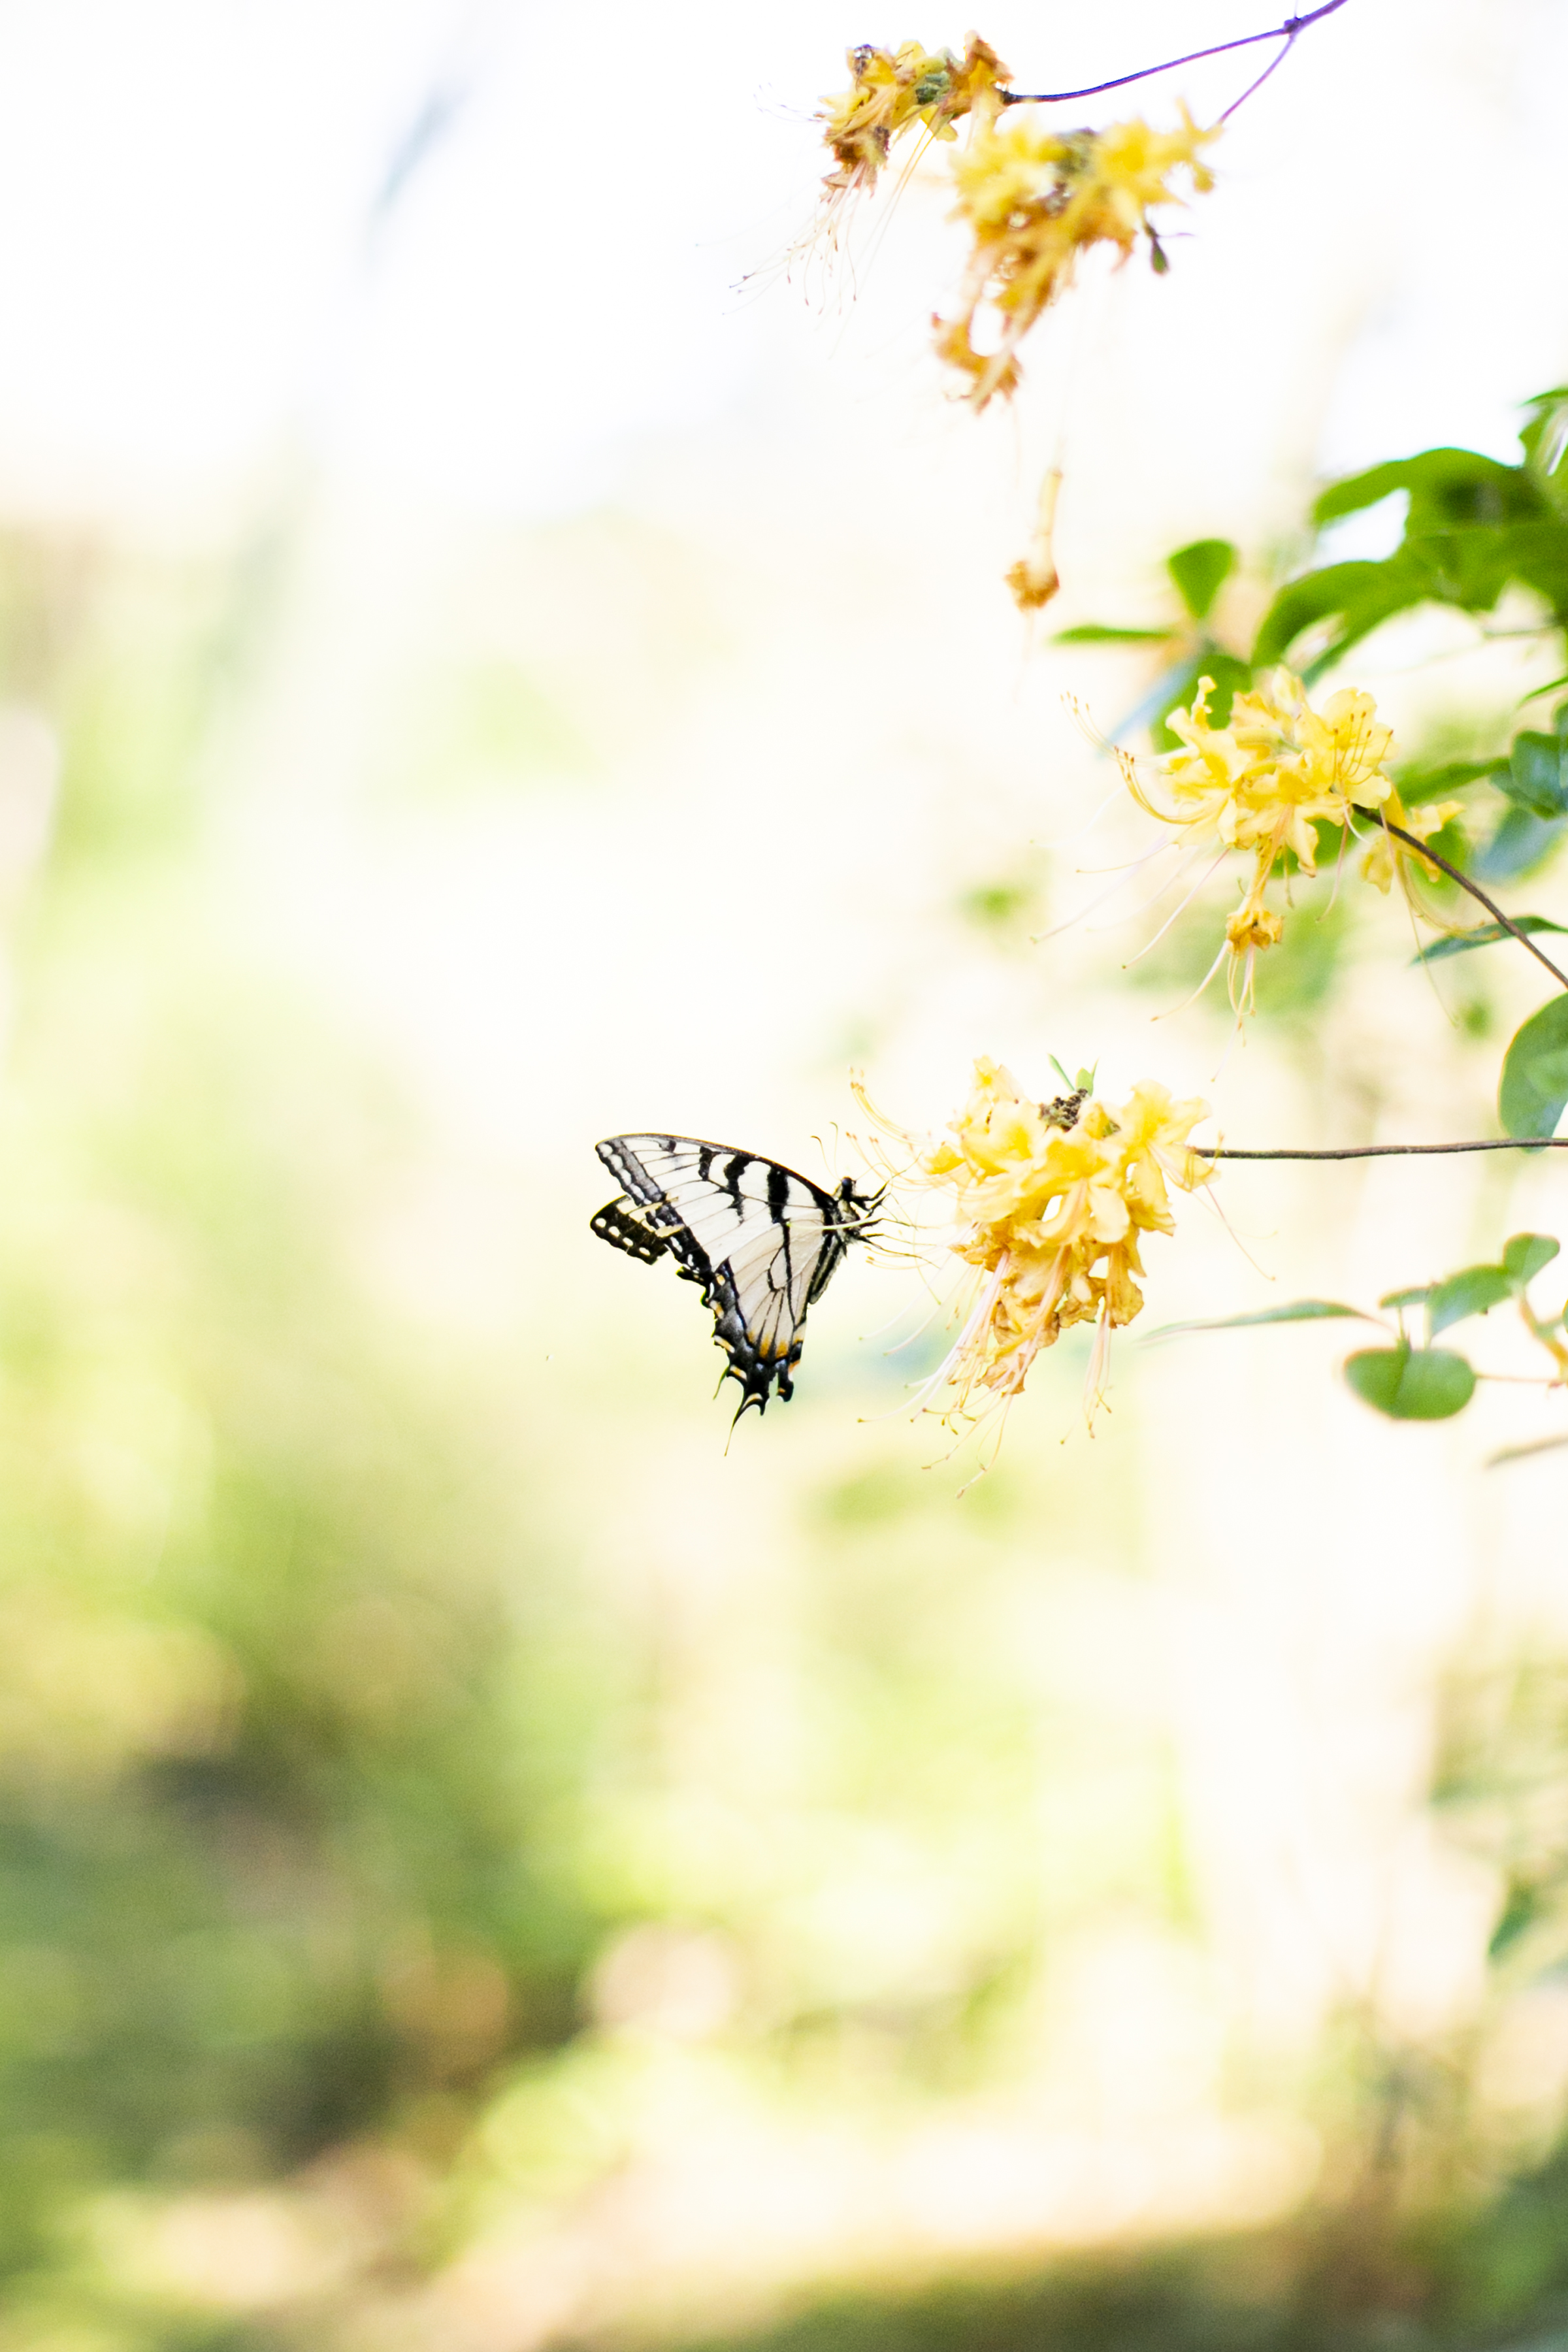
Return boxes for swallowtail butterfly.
[591,1134,881,1418]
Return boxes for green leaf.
[1254,455,1568,672]
[1471,806,1568,885]
[1313,448,1542,533]
[1503,1232,1561,1288]
[1488,1876,1547,1958]
[1411,915,1568,966]
[1145,1299,1372,1342]
[1491,520,1568,625]
[1344,1345,1477,1420]
[1379,1286,1433,1309]
[1144,652,1254,753]
[1426,1265,1512,1337]
[1501,995,1568,1139]
[1051,624,1172,645]
[1252,557,1422,670]
[1522,387,1568,509]
[1497,729,1568,819]
[1166,539,1236,623]
[1396,757,1506,804]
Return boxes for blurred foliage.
[636,2192,1568,2352]
[1123,875,1355,1026]
[0,530,614,2295]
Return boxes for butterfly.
[591,1134,881,1418]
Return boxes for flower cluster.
[1121,666,1457,992]
[937,106,1218,406]
[818,36,1008,206]
[870,1058,1211,1424]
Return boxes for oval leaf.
[1471,807,1568,884]
[1503,1232,1561,1288]
[1345,1346,1476,1420]
[1502,730,1568,819]
[1397,757,1507,804]
[1501,996,1568,1139]
[1427,1265,1512,1336]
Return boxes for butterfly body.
[591,1134,879,1417]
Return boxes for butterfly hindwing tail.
[589,1196,670,1266]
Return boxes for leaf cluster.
[1152,1235,1562,1429]
[1066,397,1568,866]
[1258,403,1568,674]
[1067,399,1568,1154]
[1251,409,1568,884]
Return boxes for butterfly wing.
[589,1194,671,1266]
[591,1134,858,1416]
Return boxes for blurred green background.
[0,4,1567,2348]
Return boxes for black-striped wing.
[591,1134,875,1417]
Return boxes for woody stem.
[1001,0,1352,107]
[1381,817,1568,991]
[1194,1140,1568,1160]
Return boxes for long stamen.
[1034,838,1184,941]
[1120,847,1232,962]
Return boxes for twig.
[1002,0,1351,108]
[1218,28,1301,120]
[1195,1139,1568,1161]
[1382,817,1568,992]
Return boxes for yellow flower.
[860,1060,1211,1426]
[819,35,1009,204]
[1125,667,1397,990]
[1359,794,1464,893]
[937,105,1217,406]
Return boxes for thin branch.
[1002,0,1351,108]
[1195,1139,1568,1161]
[1382,817,1568,992]
[1217,28,1299,120]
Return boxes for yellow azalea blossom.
[819,35,1009,206]
[938,105,1218,406]
[1124,666,1397,994]
[858,1059,1211,1426]
[1359,794,1465,893]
